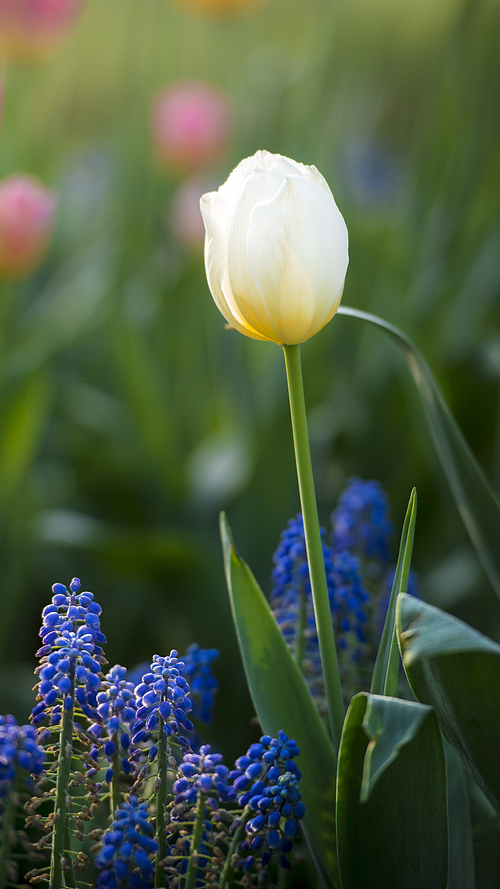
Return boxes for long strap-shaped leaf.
[370,488,417,697]
[336,692,448,889]
[220,513,339,889]
[337,305,500,601]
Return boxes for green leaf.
[337,305,500,603]
[370,488,417,697]
[220,512,339,889]
[397,593,500,813]
[336,692,448,889]
[445,743,475,889]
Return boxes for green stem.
[49,701,75,889]
[283,343,344,754]
[184,791,206,889]
[154,718,168,888]
[0,776,17,889]
[218,806,253,889]
[110,733,121,822]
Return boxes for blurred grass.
[0,0,498,761]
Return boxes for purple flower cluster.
[331,477,392,567]
[132,652,194,756]
[31,578,106,728]
[87,665,137,784]
[270,513,370,703]
[231,731,304,874]
[0,716,45,796]
[270,479,410,705]
[94,796,157,889]
[182,644,219,724]
[173,744,235,807]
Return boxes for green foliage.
[336,693,448,889]
[397,592,500,814]
[220,512,338,889]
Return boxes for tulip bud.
[200,150,349,345]
[0,0,84,61]
[0,174,57,277]
[152,81,232,175]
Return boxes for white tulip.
[200,150,348,345]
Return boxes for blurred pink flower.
[0,0,84,60]
[152,81,232,175]
[169,177,213,250]
[0,174,57,277]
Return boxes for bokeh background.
[0,0,499,769]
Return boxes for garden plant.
[0,1,499,888]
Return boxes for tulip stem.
[283,343,344,755]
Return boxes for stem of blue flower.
[154,717,168,888]
[282,343,344,754]
[110,734,121,821]
[184,789,207,889]
[0,774,17,889]
[218,806,252,889]
[49,701,75,889]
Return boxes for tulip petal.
[200,196,269,341]
[247,175,348,344]
[225,173,280,341]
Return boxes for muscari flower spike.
[94,795,157,889]
[164,745,236,882]
[0,716,45,796]
[182,644,219,725]
[331,476,393,568]
[230,731,305,876]
[87,665,138,784]
[270,514,370,704]
[132,652,194,759]
[31,578,106,729]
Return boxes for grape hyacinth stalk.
[32,577,106,889]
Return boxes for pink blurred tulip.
[152,81,232,175]
[0,0,84,60]
[169,177,213,251]
[0,174,57,277]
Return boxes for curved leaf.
[337,305,500,602]
[397,592,500,813]
[220,513,339,889]
[336,692,448,889]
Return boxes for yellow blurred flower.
[174,0,266,16]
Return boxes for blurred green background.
[0,0,499,767]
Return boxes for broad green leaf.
[337,305,500,603]
[220,513,339,889]
[336,692,448,889]
[370,488,417,697]
[445,743,475,889]
[397,593,500,813]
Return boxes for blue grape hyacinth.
[94,796,157,889]
[0,716,45,796]
[231,731,305,877]
[87,665,138,784]
[132,652,194,757]
[270,514,371,705]
[31,578,106,728]
[182,644,219,724]
[331,477,393,568]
